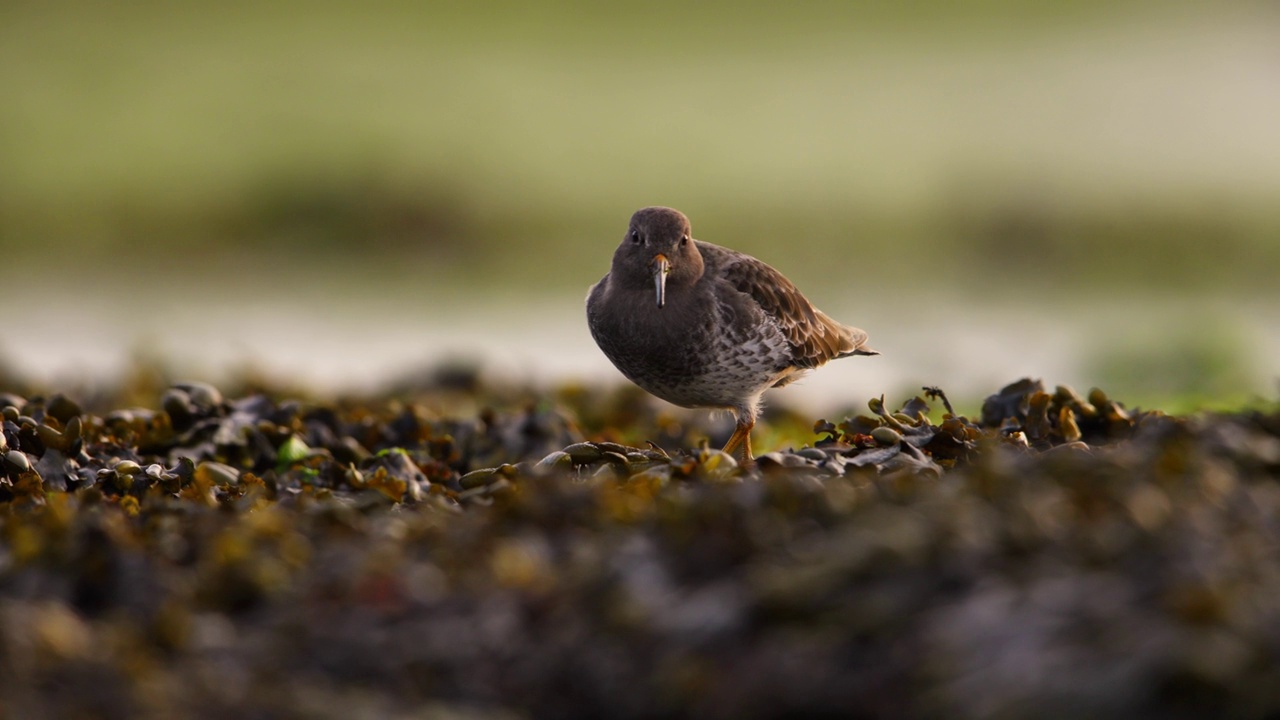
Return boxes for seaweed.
[0,377,1278,719]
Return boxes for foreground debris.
[1,378,1278,719]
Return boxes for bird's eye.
[630,230,642,244]
[681,235,689,246]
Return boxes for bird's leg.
[720,419,755,463]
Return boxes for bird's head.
[612,206,705,308]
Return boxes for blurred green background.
[2,0,1277,411]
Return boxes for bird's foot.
[720,422,755,464]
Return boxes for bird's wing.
[712,246,865,369]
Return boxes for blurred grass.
[1087,317,1267,414]
[3,0,1278,295]
[2,0,1277,413]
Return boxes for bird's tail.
[836,325,878,358]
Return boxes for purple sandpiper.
[587,206,877,461]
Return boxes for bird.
[586,206,877,462]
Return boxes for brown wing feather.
[718,250,870,369]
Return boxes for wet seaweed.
[1,377,1278,719]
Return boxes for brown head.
[611,207,706,308]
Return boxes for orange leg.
[720,420,755,463]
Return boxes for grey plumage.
[586,206,876,461]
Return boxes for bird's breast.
[589,288,713,380]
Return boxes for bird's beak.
[653,253,670,308]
